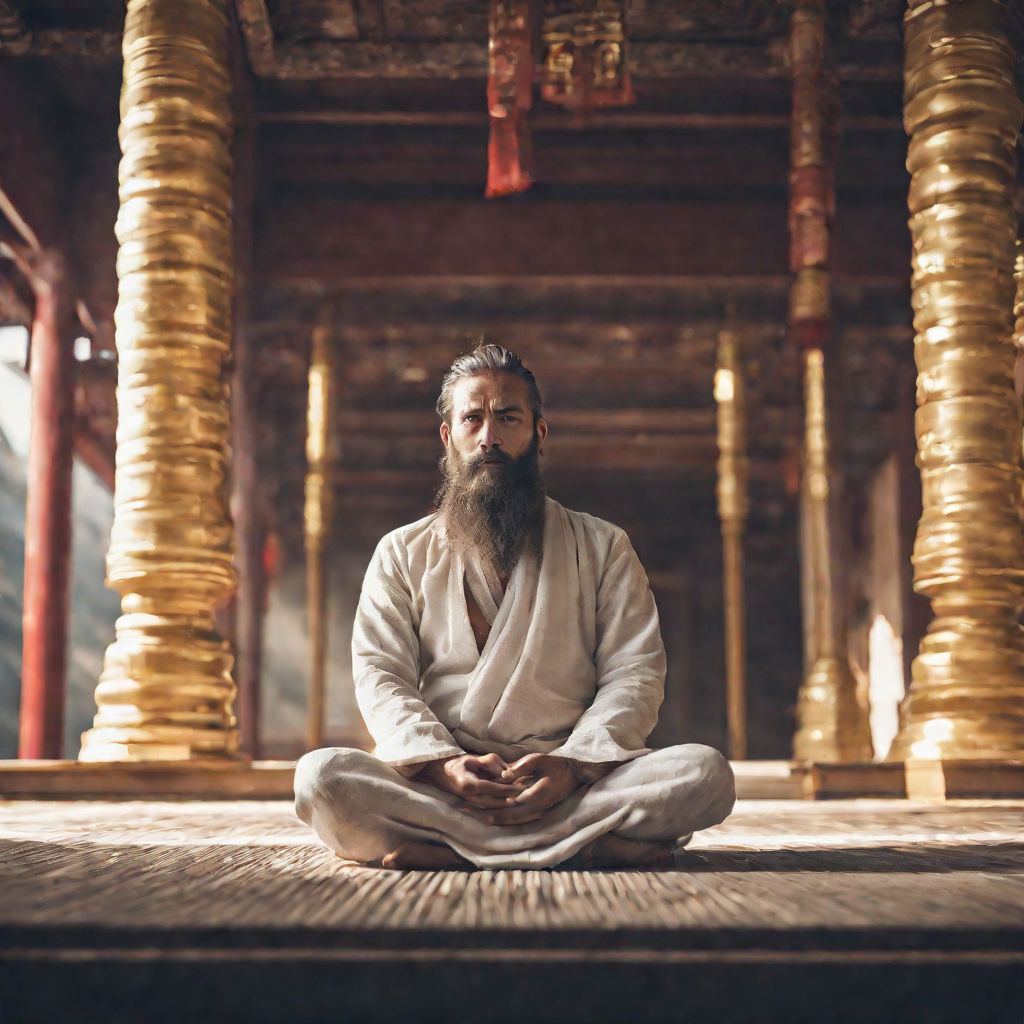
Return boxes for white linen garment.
[295,497,736,867]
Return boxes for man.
[295,344,734,869]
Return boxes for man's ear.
[536,417,548,451]
[440,421,451,447]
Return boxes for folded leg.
[294,743,735,869]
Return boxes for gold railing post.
[788,0,872,762]
[714,329,748,760]
[888,0,1024,762]
[304,321,333,753]
[80,0,237,762]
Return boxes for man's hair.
[436,343,544,424]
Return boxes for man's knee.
[650,743,735,826]
[685,743,736,823]
[294,746,377,824]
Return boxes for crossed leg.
[295,744,735,871]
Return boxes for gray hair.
[436,343,544,424]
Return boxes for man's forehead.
[452,371,530,409]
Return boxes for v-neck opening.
[457,553,521,668]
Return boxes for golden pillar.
[788,0,872,762]
[714,329,749,760]
[304,322,333,752]
[80,0,237,762]
[794,350,873,760]
[889,0,1024,762]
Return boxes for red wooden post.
[19,250,75,759]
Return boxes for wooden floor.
[2,797,1023,1022]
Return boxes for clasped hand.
[420,752,579,825]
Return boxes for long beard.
[436,434,545,576]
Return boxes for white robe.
[352,497,667,770]
[296,497,735,867]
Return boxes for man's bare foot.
[380,840,473,870]
[574,834,673,870]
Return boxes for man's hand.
[466,753,581,825]
[418,753,525,809]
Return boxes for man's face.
[440,371,547,483]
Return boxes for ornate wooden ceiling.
[0,0,921,570]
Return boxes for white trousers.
[294,744,735,869]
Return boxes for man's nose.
[479,418,501,449]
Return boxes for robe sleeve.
[549,528,666,765]
[351,533,465,768]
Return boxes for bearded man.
[295,344,735,869]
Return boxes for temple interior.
[1,1,1023,1020]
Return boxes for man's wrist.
[567,759,615,784]
[419,754,460,782]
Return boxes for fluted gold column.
[305,322,333,752]
[714,329,748,760]
[794,350,873,760]
[80,0,237,762]
[788,0,872,762]
[889,0,1024,762]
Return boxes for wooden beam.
[328,456,787,487]
[257,39,901,82]
[336,407,723,435]
[250,275,910,329]
[253,190,907,280]
[258,108,901,131]
[0,27,120,59]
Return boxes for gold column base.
[80,611,239,763]
[793,656,872,762]
[887,607,1024,762]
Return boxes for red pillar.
[19,251,75,759]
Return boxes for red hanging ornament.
[487,1,535,198]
